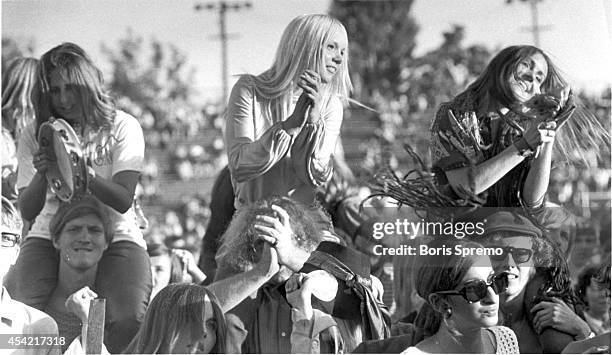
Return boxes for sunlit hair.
[123,284,227,354]
[2,57,39,139]
[218,195,321,273]
[413,238,485,336]
[246,14,352,122]
[35,42,115,134]
[48,195,113,245]
[455,45,609,166]
[1,196,23,241]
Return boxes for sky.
[3,0,611,102]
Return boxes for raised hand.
[65,286,98,323]
[297,70,322,124]
[253,204,311,272]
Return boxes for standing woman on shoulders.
[225,13,352,210]
[6,42,151,353]
[430,45,609,208]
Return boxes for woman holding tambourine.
[7,42,151,354]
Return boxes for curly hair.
[218,196,321,273]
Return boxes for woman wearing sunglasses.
[481,211,592,353]
[402,238,518,353]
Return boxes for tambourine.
[38,118,88,202]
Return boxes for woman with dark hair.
[574,265,611,335]
[403,238,518,353]
[431,45,609,208]
[123,283,227,354]
[8,42,151,353]
[148,243,206,300]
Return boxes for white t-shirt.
[16,110,146,248]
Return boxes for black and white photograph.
[1,0,610,353]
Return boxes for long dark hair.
[123,284,227,354]
[413,237,486,336]
[455,45,609,167]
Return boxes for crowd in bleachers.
[1,13,611,355]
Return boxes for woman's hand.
[531,297,591,338]
[172,249,207,284]
[33,148,54,176]
[65,286,98,323]
[254,204,311,272]
[521,120,557,153]
[297,70,322,124]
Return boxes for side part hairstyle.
[35,42,115,134]
[123,284,227,354]
[249,14,352,122]
[413,237,486,336]
[1,57,39,138]
[218,195,321,273]
[48,195,113,245]
[147,243,186,284]
[456,45,609,166]
[1,196,23,240]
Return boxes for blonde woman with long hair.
[225,14,352,210]
[1,57,39,200]
[2,57,39,141]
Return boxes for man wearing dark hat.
[477,209,592,353]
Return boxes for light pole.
[195,1,252,104]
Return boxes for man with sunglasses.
[1,197,60,355]
[479,210,592,353]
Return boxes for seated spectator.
[148,243,206,300]
[575,265,611,335]
[42,196,113,352]
[123,283,227,354]
[1,196,60,355]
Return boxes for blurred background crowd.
[2,0,610,317]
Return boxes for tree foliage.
[101,29,201,133]
[329,0,418,103]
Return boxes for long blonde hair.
[1,57,39,139]
[248,14,352,122]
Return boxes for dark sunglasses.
[1,232,20,248]
[436,273,509,304]
[489,246,533,264]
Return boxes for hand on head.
[254,204,311,272]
